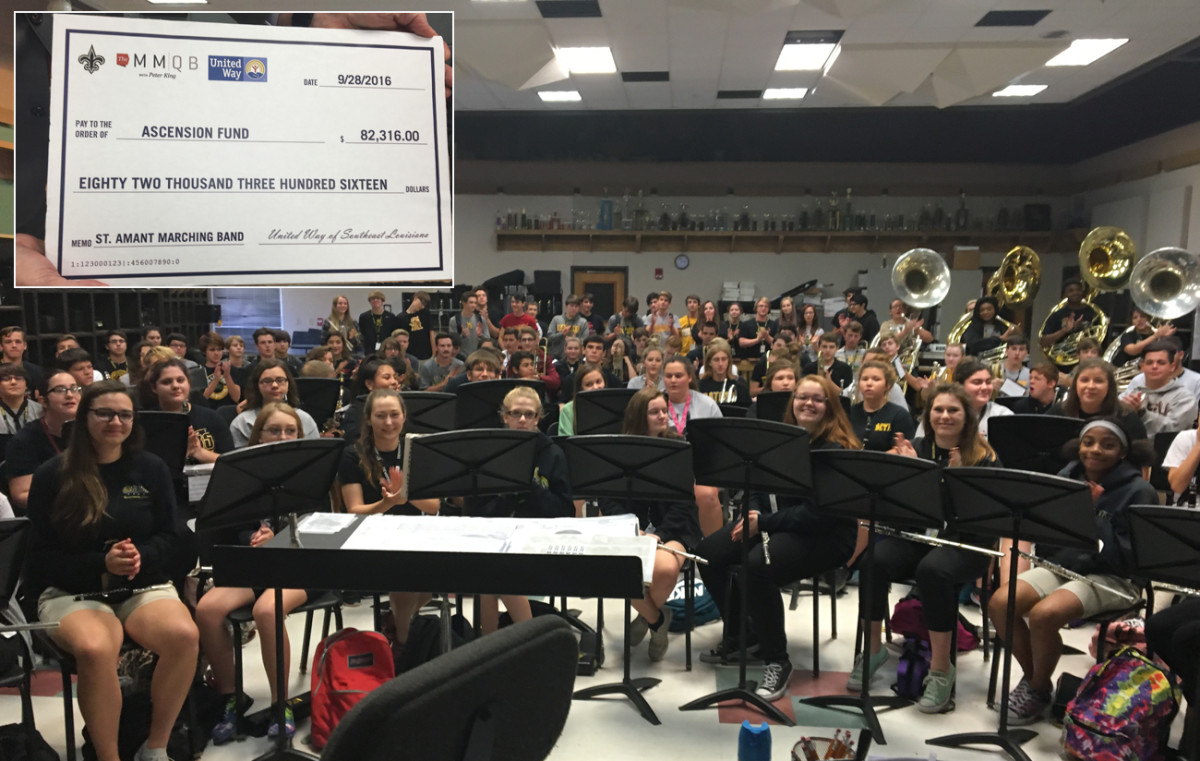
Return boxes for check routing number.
[45,14,452,285]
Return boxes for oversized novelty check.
[44,14,451,285]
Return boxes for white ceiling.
[447,0,1200,110]
[35,0,1200,112]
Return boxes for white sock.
[137,742,169,761]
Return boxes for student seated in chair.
[26,381,198,761]
[195,403,312,742]
[599,387,701,662]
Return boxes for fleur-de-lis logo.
[78,45,105,74]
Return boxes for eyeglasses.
[504,409,538,420]
[263,426,299,437]
[90,408,134,423]
[259,377,289,386]
[49,385,83,396]
[795,395,827,405]
[0,375,22,383]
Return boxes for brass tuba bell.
[948,246,1039,367]
[1039,226,1134,367]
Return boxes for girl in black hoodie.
[989,416,1156,726]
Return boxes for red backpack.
[309,628,394,750]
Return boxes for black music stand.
[140,411,190,474]
[398,391,455,434]
[403,429,539,651]
[927,467,1097,761]
[560,434,694,726]
[1129,505,1200,761]
[987,415,1082,475]
[799,450,942,744]
[197,439,346,761]
[719,403,749,418]
[453,379,543,429]
[575,388,638,435]
[294,377,341,430]
[679,418,811,725]
[751,390,791,422]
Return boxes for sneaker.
[267,705,295,740]
[699,640,762,665]
[210,695,238,745]
[648,608,673,662]
[917,665,956,714]
[134,743,172,761]
[1006,678,1051,726]
[845,649,889,692]
[629,613,652,647]
[754,660,794,702]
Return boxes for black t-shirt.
[1044,303,1099,336]
[698,376,750,406]
[582,312,607,337]
[396,308,434,360]
[1117,328,1152,363]
[195,364,236,409]
[849,402,916,452]
[27,450,183,596]
[5,419,64,479]
[1010,396,1053,415]
[337,445,421,516]
[801,359,855,391]
[94,356,130,383]
[737,318,777,359]
[187,404,234,455]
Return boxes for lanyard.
[40,418,63,454]
[668,395,691,435]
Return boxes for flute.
[658,543,709,565]
[1149,580,1200,598]
[1015,551,1139,602]
[861,522,1004,559]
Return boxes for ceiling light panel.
[763,88,808,99]
[993,84,1047,97]
[538,90,583,102]
[1045,38,1128,67]
[555,46,617,74]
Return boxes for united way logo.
[78,45,105,74]
[245,59,267,80]
[208,55,267,82]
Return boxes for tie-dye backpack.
[1062,645,1180,761]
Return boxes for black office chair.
[216,404,239,426]
[321,616,578,761]
[1149,431,1180,495]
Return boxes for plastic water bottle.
[737,720,771,761]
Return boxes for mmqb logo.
[208,55,268,83]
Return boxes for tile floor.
[0,582,1176,761]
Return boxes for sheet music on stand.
[337,514,654,585]
[183,462,215,503]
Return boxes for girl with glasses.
[696,375,862,700]
[6,371,80,512]
[229,360,319,447]
[26,381,197,761]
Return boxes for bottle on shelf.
[679,202,691,230]
[798,204,809,231]
[996,200,1010,231]
[827,191,841,232]
[738,204,751,232]
[843,187,853,231]
[620,188,632,230]
[571,187,583,230]
[955,189,970,231]
[658,203,672,232]
[598,187,613,231]
[812,198,825,231]
[633,189,647,231]
[495,210,504,230]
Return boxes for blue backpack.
[664,576,720,632]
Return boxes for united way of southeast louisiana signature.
[266,227,431,245]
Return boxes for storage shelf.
[494,229,1077,255]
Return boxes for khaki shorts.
[38,584,181,625]
[1018,566,1140,619]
